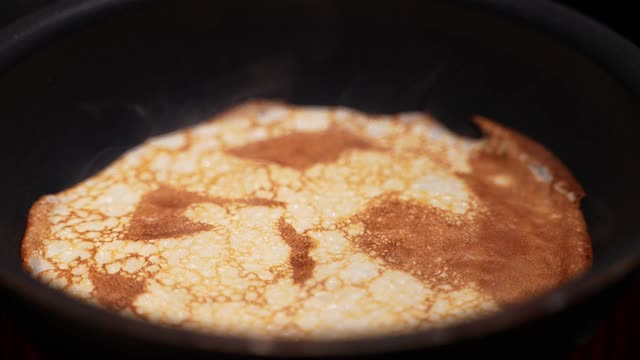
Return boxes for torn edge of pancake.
[473,115,585,206]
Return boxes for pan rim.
[1,0,639,356]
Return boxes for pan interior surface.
[0,0,638,356]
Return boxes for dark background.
[1,1,638,48]
[556,2,636,44]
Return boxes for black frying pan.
[0,0,639,358]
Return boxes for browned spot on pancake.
[227,127,378,169]
[352,197,471,290]
[351,118,591,305]
[125,186,212,240]
[457,118,591,304]
[89,270,146,311]
[126,186,285,240]
[278,218,316,284]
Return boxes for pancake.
[21,101,592,339]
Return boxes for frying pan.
[0,0,639,358]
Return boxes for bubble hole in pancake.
[21,101,592,339]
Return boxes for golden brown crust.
[21,196,54,273]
